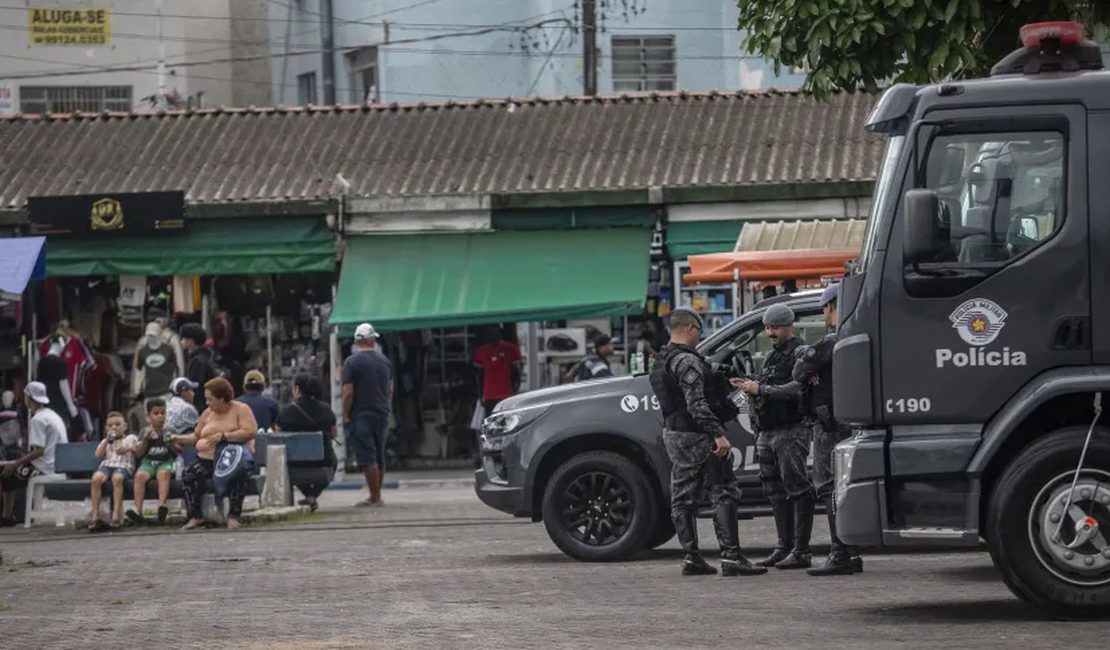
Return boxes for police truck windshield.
[856,134,905,272]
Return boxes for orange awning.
[684,248,858,284]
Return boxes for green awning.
[666,221,745,259]
[45,217,336,276]
[331,228,650,332]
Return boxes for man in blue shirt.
[237,370,278,431]
[342,323,393,507]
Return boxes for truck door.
[1087,112,1110,364]
[879,106,1089,426]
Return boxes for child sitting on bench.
[127,399,174,525]
[89,412,138,532]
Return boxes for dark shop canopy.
[330,228,651,333]
[44,217,336,277]
[0,236,47,300]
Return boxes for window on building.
[346,46,378,104]
[297,72,318,105]
[19,86,132,113]
[612,36,676,92]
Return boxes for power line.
[0,41,762,82]
[0,50,486,104]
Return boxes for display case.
[673,260,738,338]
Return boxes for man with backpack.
[180,324,221,413]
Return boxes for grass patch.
[144,583,159,590]
[108,600,127,606]
[95,626,114,632]
[0,604,10,612]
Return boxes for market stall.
[11,192,338,443]
[684,247,858,314]
[329,227,653,464]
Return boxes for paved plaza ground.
[0,479,1104,649]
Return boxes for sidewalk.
[329,467,475,491]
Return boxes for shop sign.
[0,83,15,116]
[27,191,186,236]
[29,8,111,46]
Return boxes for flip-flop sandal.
[108,519,121,529]
[355,498,383,507]
[88,521,106,533]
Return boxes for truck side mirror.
[903,189,943,264]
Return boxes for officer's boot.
[713,500,768,577]
[755,500,794,567]
[849,548,863,573]
[675,511,717,576]
[775,494,815,570]
[807,506,854,576]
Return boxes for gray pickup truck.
[475,288,832,561]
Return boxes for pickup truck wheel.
[987,426,1110,620]
[648,519,676,549]
[542,451,658,562]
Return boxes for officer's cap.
[762,303,795,327]
[820,283,840,308]
[670,306,704,328]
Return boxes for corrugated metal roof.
[735,218,868,252]
[0,90,884,208]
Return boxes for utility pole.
[320,0,337,105]
[156,0,165,108]
[582,0,597,95]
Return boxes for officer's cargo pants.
[756,425,814,503]
[663,430,742,559]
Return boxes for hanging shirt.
[38,336,91,401]
[473,341,522,401]
[136,342,176,397]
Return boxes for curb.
[328,478,473,491]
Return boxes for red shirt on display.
[474,341,521,401]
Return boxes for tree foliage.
[736,0,1110,98]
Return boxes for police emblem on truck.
[936,298,1026,368]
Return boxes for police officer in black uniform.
[650,307,766,577]
[794,283,863,576]
[736,303,815,569]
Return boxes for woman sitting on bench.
[170,377,258,530]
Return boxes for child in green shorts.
[127,399,174,524]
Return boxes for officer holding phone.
[650,307,766,577]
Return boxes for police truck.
[832,21,1110,619]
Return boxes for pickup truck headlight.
[480,405,550,452]
[834,437,859,509]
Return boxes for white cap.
[354,323,379,341]
[145,322,163,338]
[25,381,50,405]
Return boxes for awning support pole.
[527,322,540,392]
[266,305,274,397]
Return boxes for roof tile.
[0,90,885,207]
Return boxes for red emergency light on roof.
[1020,21,1086,48]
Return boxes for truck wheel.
[541,451,658,562]
[987,426,1110,620]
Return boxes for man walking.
[343,323,393,507]
[736,303,814,570]
[794,284,863,576]
[650,307,766,577]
